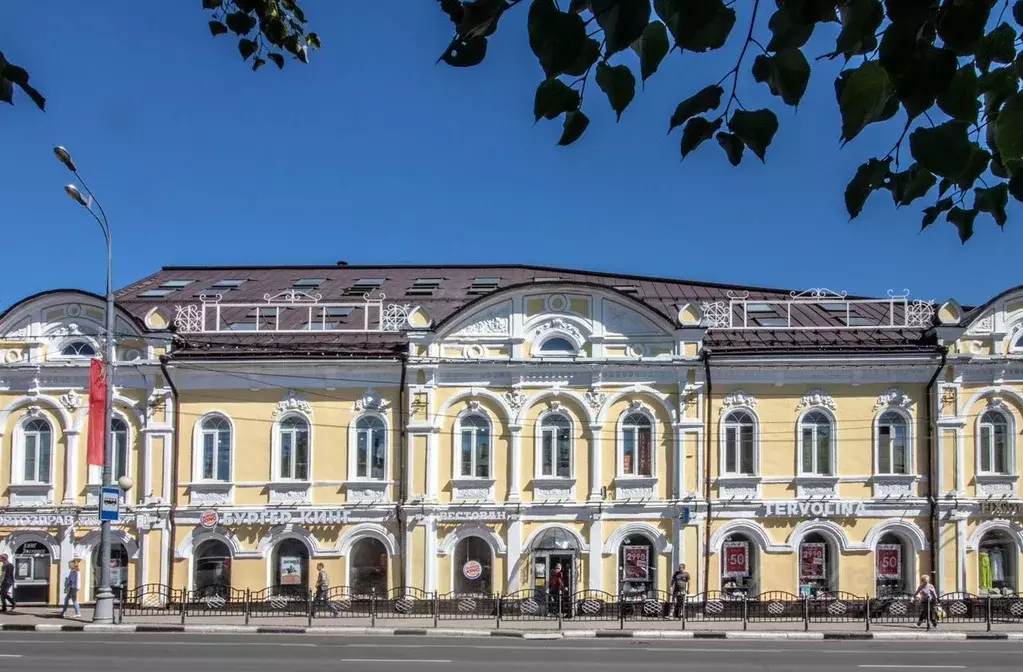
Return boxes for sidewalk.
[2,607,1023,640]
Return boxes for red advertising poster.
[876,544,902,580]
[723,541,749,578]
[623,545,650,581]
[800,542,826,580]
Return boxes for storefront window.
[454,536,492,595]
[14,541,51,604]
[351,538,388,596]
[979,531,1017,596]
[92,542,129,597]
[799,533,836,597]
[273,539,309,595]
[194,539,232,596]
[619,534,655,599]
[875,533,910,596]
[721,533,757,597]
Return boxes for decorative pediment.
[451,301,511,337]
[796,388,837,411]
[273,389,312,418]
[59,390,82,412]
[354,387,390,412]
[601,300,660,335]
[721,389,757,414]
[534,318,583,341]
[874,387,913,412]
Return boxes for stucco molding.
[437,522,508,557]
[601,522,672,556]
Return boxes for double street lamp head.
[53,145,77,172]
[64,184,89,207]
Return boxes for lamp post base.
[92,589,116,624]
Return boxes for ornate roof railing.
[701,289,935,330]
[173,291,411,334]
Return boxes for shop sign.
[876,543,901,580]
[280,556,303,585]
[722,541,749,578]
[435,510,508,521]
[462,560,483,580]
[979,501,1023,516]
[623,546,650,581]
[800,542,826,580]
[763,501,865,518]
[200,510,220,529]
[200,508,349,527]
[0,513,75,527]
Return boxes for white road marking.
[341,659,451,664]
[0,654,22,658]
[858,666,966,669]
[0,638,316,648]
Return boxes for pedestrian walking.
[915,574,938,628]
[314,563,339,616]
[670,563,690,619]
[0,554,15,613]
[61,560,81,618]
[549,563,566,617]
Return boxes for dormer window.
[61,341,96,357]
[538,337,576,355]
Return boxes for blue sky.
[2,2,1020,308]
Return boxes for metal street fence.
[115,585,1023,631]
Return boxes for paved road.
[0,633,1017,671]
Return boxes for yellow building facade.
[0,266,1020,604]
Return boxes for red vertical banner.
[87,359,107,467]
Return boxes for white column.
[63,430,80,505]
[588,515,603,591]
[956,516,966,592]
[673,424,684,499]
[506,516,522,592]
[672,515,685,571]
[159,523,170,588]
[58,525,75,594]
[588,425,603,501]
[508,426,522,502]
[426,430,439,502]
[425,517,438,593]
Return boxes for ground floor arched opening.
[350,538,388,597]
[194,539,232,597]
[453,536,493,595]
[721,533,758,597]
[979,530,1017,596]
[13,541,51,604]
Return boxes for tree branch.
[721,0,761,118]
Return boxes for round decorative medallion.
[705,600,725,615]
[521,598,540,615]
[767,601,786,616]
[203,595,227,609]
[395,597,415,614]
[580,599,602,614]
[827,601,847,616]
[458,598,478,613]
[948,601,968,617]
[888,601,908,616]
[642,599,661,616]
[547,294,568,312]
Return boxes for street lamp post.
[54,146,117,624]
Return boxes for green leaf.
[938,177,953,197]
[591,0,651,55]
[751,48,811,106]
[0,78,13,105]
[251,56,266,71]
[1,62,45,110]
[440,36,488,67]
[534,79,581,121]
[836,61,894,142]
[995,92,1023,162]
[956,144,991,190]
[1015,0,1023,27]
[225,10,258,36]
[716,131,744,165]
[669,84,723,132]
[569,0,590,11]
[921,197,954,229]
[680,116,723,158]
[1009,171,1023,203]
[836,0,883,56]
[727,108,779,162]
[456,0,509,39]
[937,66,981,122]
[889,163,937,207]
[655,0,736,53]
[238,38,258,61]
[202,0,223,8]
[893,45,957,118]
[209,20,229,36]
[766,6,814,52]
[845,157,892,218]
[910,121,973,178]
[938,0,993,55]
[947,206,979,243]
[979,66,1019,113]
[558,109,590,145]
[268,52,285,69]
[306,32,322,49]
[878,21,918,77]
[528,0,587,79]
[595,63,636,121]
[975,184,1009,227]
[564,38,600,76]
[976,22,1017,72]
[632,21,670,82]
[296,45,310,64]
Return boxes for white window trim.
[271,412,313,482]
[50,337,101,362]
[797,408,838,477]
[348,411,389,482]
[534,409,575,480]
[616,406,657,479]
[529,330,585,358]
[453,409,493,480]
[720,408,760,477]
[88,411,134,486]
[12,415,55,486]
[191,412,235,483]
[874,406,914,476]
[976,407,1017,477]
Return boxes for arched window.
[619,534,656,598]
[60,341,95,357]
[539,414,572,478]
[979,530,1017,595]
[454,537,493,595]
[458,413,491,479]
[877,411,909,475]
[723,410,756,476]
[111,417,129,481]
[539,337,576,355]
[799,411,833,476]
[277,416,310,480]
[355,415,386,480]
[22,418,52,483]
[799,532,837,596]
[721,533,757,597]
[979,410,1010,475]
[350,538,388,596]
[199,416,231,482]
[621,412,653,477]
[194,539,232,596]
[273,538,309,596]
[875,532,911,596]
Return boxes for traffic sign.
[99,486,120,522]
